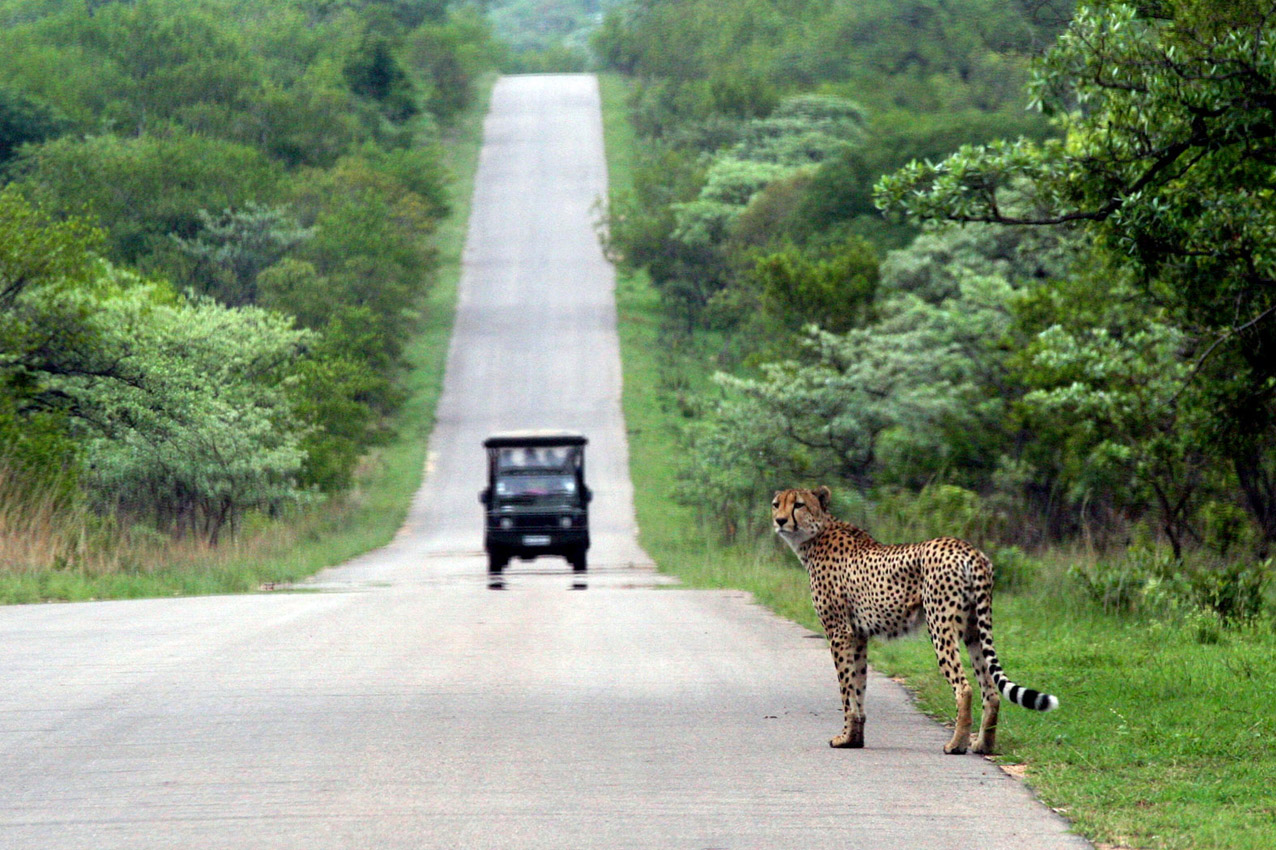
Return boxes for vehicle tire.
[488,548,508,574]
[568,547,587,572]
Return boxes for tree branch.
[1173,301,1276,403]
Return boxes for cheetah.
[772,485,1058,754]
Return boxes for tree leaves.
[877,0,1276,549]
[0,188,315,543]
[58,279,313,544]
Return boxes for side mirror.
[584,487,593,504]
[479,489,491,506]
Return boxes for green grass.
[600,70,1276,850]
[0,76,496,605]
[874,605,1276,850]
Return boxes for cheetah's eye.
[771,501,779,509]
[794,501,804,510]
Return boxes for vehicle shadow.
[487,572,588,591]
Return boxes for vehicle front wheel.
[488,548,509,574]
[568,547,587,572]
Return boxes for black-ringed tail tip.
[995,669,1059,712]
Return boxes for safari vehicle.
[480,431,591,573]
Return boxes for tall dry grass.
[2,462,92,571]
[1,457,322,583]
[1,446,395,603]
[1,460,164,575]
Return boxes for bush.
[1188,561,1271,625]
[873,484,1001,542]
[986,544,1039,593]
[1072,547,1273,629]
[1069,548,1171,615]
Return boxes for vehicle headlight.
[560,516,573,528]
[500,517,514,530]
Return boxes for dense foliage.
[878,0,1276,556]
[599,0,1276,580]
[0,0,499,552]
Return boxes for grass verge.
[0,76,495,605]
[600,70,1276,850]
[874,601,1276,850]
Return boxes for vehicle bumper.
[485,529,589,555]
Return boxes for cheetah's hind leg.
[926,606,973,755]
[966,630,1000,754]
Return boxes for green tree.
[172,203,314,307]
[344,30,418,121]
[11,129,280,267]
[59,1,258,135]
[877,0,1276,551]
[748,236,878,333]
[0,185,108,418]
[608,93,865,326]
[406,22,472,119]
[1017,302,1213,559]
[0,86,64,165]
[57,275,312,544]
[245,79,367,168]
[288,340,382,493]
[596,0,1071,112]
[0,186,99,512]
[0,188,315,543]
[703,270,1021,499]
[287,148,443,377]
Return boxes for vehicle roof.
[483,430,587,448]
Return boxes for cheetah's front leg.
[827,630,868,748]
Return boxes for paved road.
[0,76,1088,849]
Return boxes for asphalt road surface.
[0,75,1089,850]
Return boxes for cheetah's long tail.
[973,583,1059,712]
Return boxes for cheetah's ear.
[814,485,832,511]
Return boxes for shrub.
[986,544,1039,593]
[1072,547,1272,628]
[1187,561,1271,625]
[1069,549,1168,615]
[873,484,1000,542]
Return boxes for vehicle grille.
[491,513,581,532]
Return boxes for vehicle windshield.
[494,473,578,505]
[494,446,580,473]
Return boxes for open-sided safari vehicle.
[479,431,591,574]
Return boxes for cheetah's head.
[772,486,832,550]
